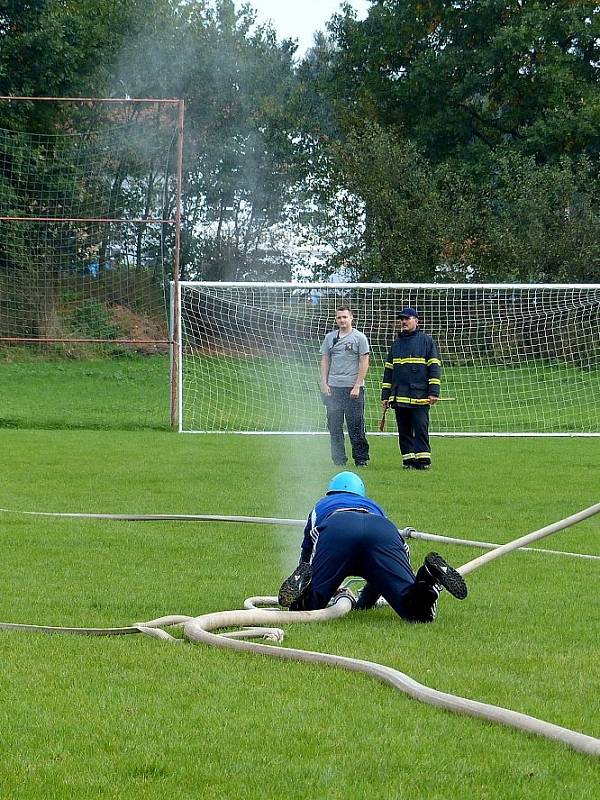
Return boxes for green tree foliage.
[111,0,302,280]
[312,122,444,281]
[329,0,600,164]
[300,0,600,282]
[1,0,598,288]
[460,150,600,282]
[1,1,302,285]
[0,0,143,129]
[310,120,600,282]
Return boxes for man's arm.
[300,512,315,562]
[351,353,369,398]
[427,336,442,405]
[320,354,331,396]
[381,344,394,406]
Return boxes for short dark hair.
[336,305,353,315]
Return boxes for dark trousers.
[324,387,369,465]
[291,512,438,623]
[394,405,431,466]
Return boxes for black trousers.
[394,405,431,466]
[291,512,439,623]
[324,387,369,465]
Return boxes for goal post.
[176,281,600,436]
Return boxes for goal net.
[178,282,600,436]
[0,97,182,355]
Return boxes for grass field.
[182,354,600,433]
[0,355,598,799]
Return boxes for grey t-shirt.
[320,328,370,387]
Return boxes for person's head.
[326,471,366,497]
[335,305,354,333]
[397,307,419,334]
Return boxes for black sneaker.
[355,462,368,468]
[278,562,313,607]
[423,552,467,599]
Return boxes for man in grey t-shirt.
[320,305,370,467]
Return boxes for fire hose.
[0,503,598,756]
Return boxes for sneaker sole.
[278,562,312,607]
[424,552,467,599]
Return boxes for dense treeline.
[1,0,598,286]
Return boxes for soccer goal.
[0,96,184,426]
[175,281,600,436]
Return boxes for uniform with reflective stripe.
[381,328,442,467]
[381,329,442,407]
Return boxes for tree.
[112,0,302,281]
[0,0,144,128]
[460,151,600,282]
[302,121,445,281]
[291,1,600,283]
[1,1,302,284]
[327,0,600,165]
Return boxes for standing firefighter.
[381,307,442,470]
[278,471,467,622]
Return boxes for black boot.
[419,552,467,599]
[278,562,313,607]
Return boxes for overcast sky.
[237,0,371,56]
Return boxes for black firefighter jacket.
[381,329,442,407]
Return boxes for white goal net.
[177,282,600,436]
[0,97,181,352]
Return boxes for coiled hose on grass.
[0,503,598,756]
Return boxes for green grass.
[0,358,598,798]
[1,353,598,433]
[184,354,600,433]
[0,353,170,430]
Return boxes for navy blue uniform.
[381,329,442,468]
[292,492,439,623]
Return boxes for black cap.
[398,307,419,319]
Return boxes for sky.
[237,0,371,56]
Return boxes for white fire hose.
[0,503,598,756]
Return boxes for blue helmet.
[326,471,366,497]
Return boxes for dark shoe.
[413,461,431,470]
[278,562,313,607]
[355,587,379,611]
[355,461,368,467]
[423,552,467,599]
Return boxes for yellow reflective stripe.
[381,382,392,389]
[427,358,441,366]
[428,378,441,385]
[392,357,426,365]
[391,396,431,405]
[402,453,416,461]
[384,361,393,369]
[414,452,431,459]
